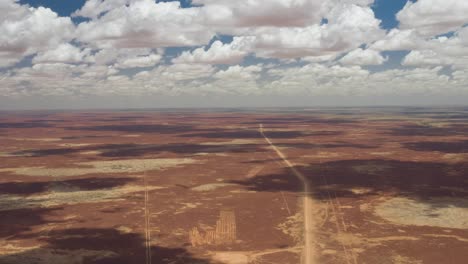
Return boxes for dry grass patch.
[58,143,93,147]
[0,185,165,211]
[442,153,468,163]
[375,197,468,229]
[0,158,196,177]
[191,183,238,192]
[277,213,303,244]
[201,139,260,145]
[0,137,62,142]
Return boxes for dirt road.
[259,124,317,264]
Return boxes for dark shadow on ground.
[0,177,136,196]
[231,159,468,209]
[386,124,468,136]
[0,228,218,264]
[404,140,468,153]
[0,207,63,239]
[242,117,358,125]
[275,142,376,149]
[0,177,136,239]
[0,122,52,129]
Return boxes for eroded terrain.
[1,108,467,264]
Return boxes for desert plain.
[0,107,467,264]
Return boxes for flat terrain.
[0,107,468,264]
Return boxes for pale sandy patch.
[80,151,102,155]
[370,151,393,156]
[0,152,34,157]
[304,152,340,159]
[211,252,249,264]
[442,153,468,163]
[201,139,260,145]
[0,185,165,211]
[58,143,92,147]
[193,152,228,157]
[375,197,468,229]
[191,183,237,192]
[277,213,303,244]
[121,134,141,138]
[0,158,196,177]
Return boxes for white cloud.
[72,0,135,19]
[339,48,387,65]
[196,0,375,28]
[397,0,468,36]
[90,48,162,68]
[3,0,468,103]
[75,0,214,49]
[0,0,74,67]
[402,50,452,66]
[114,53,162,68]
[238,4,385,59]
[371,29,424,51]
[32,43,92,64]
[400,28,468,69]
[172,38,253,64]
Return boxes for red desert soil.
[0,108,467,264]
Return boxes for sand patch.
[0,151,34,157]
[350,187,374,195]
[122,134,141,137]
[277,213,303,244]
[0,158,196,177]
[375,197,468,229]
[370,151,393,156]
[201,139,260,145]
[304,152,340,159]
[193,152,228,157]
[442,153,468,163]
[191,183,237,192]
[211,252,249,264]
[80,151,102,155]
[0,185,165,211]
[392,255,423,264]
[58,143,92,147]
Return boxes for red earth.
[0,107,467,264]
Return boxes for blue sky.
[1,0,467,109]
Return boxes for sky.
[1,0,468,109]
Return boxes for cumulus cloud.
[32,44,92,64]
[114,53,161,68]
[0,0,74,67]
[172,38,253,64]
[90,48,162,68]
[397,0,468,36]
[75,0,214,49]
[237,4,385,59]
[339,48,387,65]
[3,0,468,103]
[400,27,468,69]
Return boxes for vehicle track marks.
[259,124,317,264]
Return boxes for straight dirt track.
[259,124,317,264]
